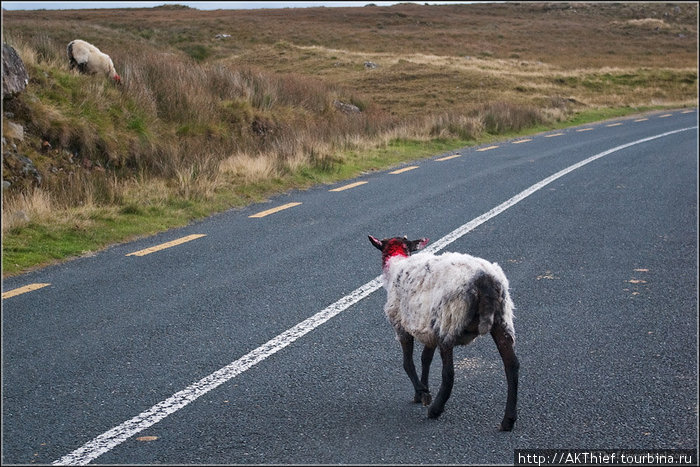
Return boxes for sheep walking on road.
[67,39,121,84]
[369,235,519,431]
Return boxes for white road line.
[424,127,694,254]
[53,125,697,465]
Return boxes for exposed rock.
[2,44,29,99]
[12,210,30,223]
[364,61,378,70]
[2,141,42,190]
[334,100,361,113]
[4,121,24,142]
[19,156,41,185]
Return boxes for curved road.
[2,109,697,464]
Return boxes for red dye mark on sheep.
[381,239,410,266]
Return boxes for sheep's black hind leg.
[418,345,435,405]
[397,331,430,404]
[491,324,519,431]
[427,344,454,419]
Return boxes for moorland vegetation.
[1,2,697,275]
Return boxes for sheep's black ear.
[368,235,384,250]
[408,238,429,252]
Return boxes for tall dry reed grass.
[2,28,560,234]
[1,188,54,232]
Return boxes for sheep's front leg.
[491,324,519,431]
[397,331,430,404]
[427,344,454,419]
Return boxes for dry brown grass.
[1,188,53,232]
[2,26,398,207]
[617,18,672,30]
[1,2,697,272]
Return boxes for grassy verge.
[2,3,695,277]
[1,105,663,277]
[2,136,473,276]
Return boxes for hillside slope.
[1,2,697,275]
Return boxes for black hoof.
[499,417,516,431]
[427,405,443,419]
[414,390,431,405]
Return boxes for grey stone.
[2,44,29,99]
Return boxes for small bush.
[180,44,211,62]
[478,102,545,134]
[429,113,483,140]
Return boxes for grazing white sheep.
[369,235,519,431]
[67,39,121,84]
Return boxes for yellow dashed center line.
[545,133,564,138]
[512,139,532,144]
[249,202,302,218]
[476,145,499,152]
[2,283,51,299]
[658,114,672,118]
[389,166,419,174]
[126,234,207,256]
[606,123,623,127]
[435,154,462,161]
[634,118,648,122]
[576,128,594,132]
[329,181,368,192]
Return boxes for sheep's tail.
[475,272,515,340]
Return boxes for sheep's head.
[368,235,429,268]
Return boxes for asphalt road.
[2,109,697,465]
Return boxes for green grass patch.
[2,105,688,277]
[126,115,149,138]
[556,106,662,128]
[2,203,201,275]
[179,43,212,62]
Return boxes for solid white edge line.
[425,126,696,254]
[53,125,697,465]
[53,277,383,466]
